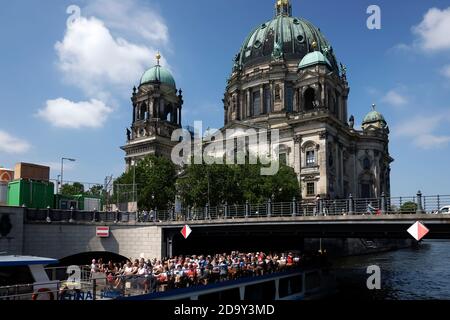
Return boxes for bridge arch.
[57,251,129,267]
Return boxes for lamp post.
[131,159,137,213]
[60,158,76,194]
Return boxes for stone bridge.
[2,206,450,261]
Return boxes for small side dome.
[362,104,387,130]
[140,65,176,88]
[140,53,176,89]
[298,51,332,70]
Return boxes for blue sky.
[1,0,450,196]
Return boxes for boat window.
[0,266,35,287]
[279,275,303,298]
[244,281,276,300]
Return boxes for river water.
[330,240,450,300]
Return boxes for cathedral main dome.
[233,0,339,74]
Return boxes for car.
[434,206,450,214]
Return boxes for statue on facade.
[349,115,355,129]
[126,128,131,141]
[272,42,283,61]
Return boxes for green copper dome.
[363,107,387,126]
[234,10,339,73]
[140,64,176,89]
[298,51,331,69]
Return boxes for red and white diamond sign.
[407,221,429,241]
[181,225,192,239]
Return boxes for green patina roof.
[234,14,339,73]
[140,65,176,88]
[363,110,386,125]
[298,51,331,69]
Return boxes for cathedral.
[122,0,393,200]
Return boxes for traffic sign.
[181,225,192,239]
[407,221,429,241]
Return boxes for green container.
[54,194,102,211]
[7,179,55,209]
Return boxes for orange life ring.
[32,288,55,301]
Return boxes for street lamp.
[60,157,76,194]
[131,159,137,213]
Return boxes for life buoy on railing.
[32,288,55,301]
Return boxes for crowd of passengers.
[89,251,328,294]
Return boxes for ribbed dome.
[363,107,387,126]
[234,12,339,73]
[299,51,331,69]
[140,64,176,89]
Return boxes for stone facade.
[121,60,184,170]
[220,1,392,200]
[23,224,163,260]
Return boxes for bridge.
[1,192,450,261]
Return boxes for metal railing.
[23,192,450,224]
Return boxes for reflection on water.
[330,240,450,300]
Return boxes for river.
[330,240,450,300]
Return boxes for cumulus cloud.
[55,16,156,98]
[442,65,450,79]
[37,98,113,129]
[0,130,31,154]
[412,7,450,51]
[44,0,171,130]
[84,0,169,45]
[395,113,450,149]
[382,90,408,107]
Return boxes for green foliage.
[60,182,85,196]
[114,155,178,210]
[178,161,300,207]
[400,201,417,214]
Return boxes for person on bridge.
[367,203,376,215]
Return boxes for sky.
[0,0,450,196]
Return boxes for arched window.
[285,85,294,113]
[359,173,374,199]
[252,89,261,116]
[263,85,271,114]
[140,103,147,120]
[304,88,315,111]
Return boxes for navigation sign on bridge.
[181,225,192,239]
[407,221,429,241]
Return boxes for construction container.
[7,180,55,209]
[0,182,7,205]
[14,163,50,182]
[55,194,102,211]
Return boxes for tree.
[400,201,417,214]
[60,182,85,196]
[114,155,178,210]
[178,160,300,207]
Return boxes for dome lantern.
[275,0,292,17]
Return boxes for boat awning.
[0,255,59,267]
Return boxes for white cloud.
[382,90,408,107]
[0,130,31,154]
[84,0,169,45]
[395,113,450,149]
[442,65,450,78]
[412,7,450,51]
[37,98,113,129]
[55,16,159,98]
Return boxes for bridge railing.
[22,193,450,224]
